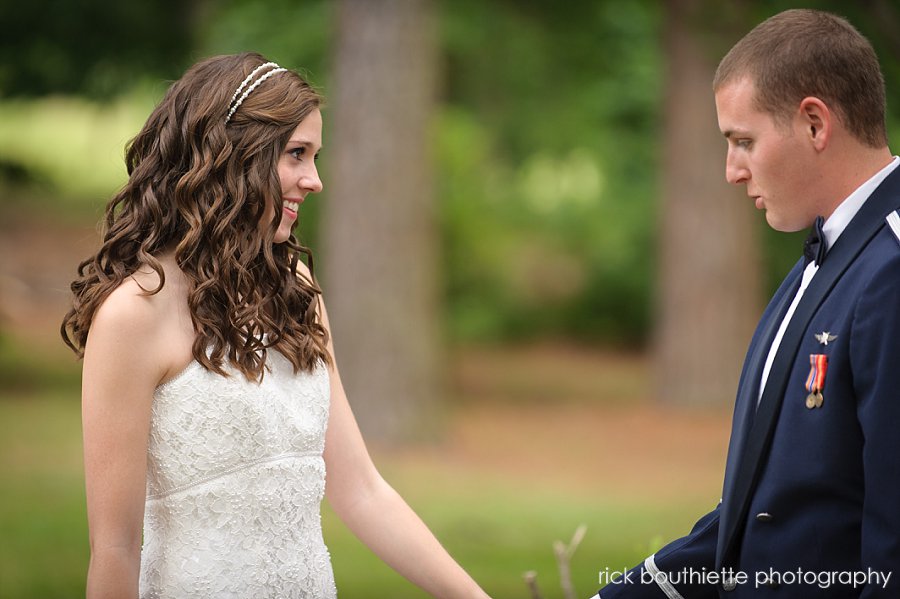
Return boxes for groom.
[596,9,900,598]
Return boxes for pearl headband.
[225,61,287,124]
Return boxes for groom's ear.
[797,96,831,152]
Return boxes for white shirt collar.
[822,155,900,251]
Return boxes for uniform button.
[755,512,774,522]
[722,576,737,592]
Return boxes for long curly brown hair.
[61,52,330,380]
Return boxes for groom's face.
[715,77,820,233]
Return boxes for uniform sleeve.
[597,505,721,599]
[851,251,900,598]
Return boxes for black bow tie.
[803,215,827,266]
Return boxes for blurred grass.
[0,365,716,599]
[0,333,81,394]
[0,392,88,598]
[325,466,710,598]
[0,93,156,206]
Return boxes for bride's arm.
[81,280,170,599]
[318,296,490,599]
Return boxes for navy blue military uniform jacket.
[599,165,900,598]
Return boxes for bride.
[61,52,490,599]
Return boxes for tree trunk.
[654,0,761,406]
[323,0,442,442]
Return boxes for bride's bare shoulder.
[89,254,193,374]
[96,255,182,321]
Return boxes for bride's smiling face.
[267,109,324,243]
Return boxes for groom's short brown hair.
[714,8,887,148]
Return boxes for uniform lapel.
[715,267,800,567]
[717,167,900,566]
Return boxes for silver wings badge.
[815,331,838,345]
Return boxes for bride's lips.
[282,198,302,218]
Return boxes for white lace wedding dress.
[139,350,337,598]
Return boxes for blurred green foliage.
[437,1,661,343]
[0,0,898,345]
[0,0,194,98]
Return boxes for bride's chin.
[273,228,292,244]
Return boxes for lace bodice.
[139,351,336,598]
